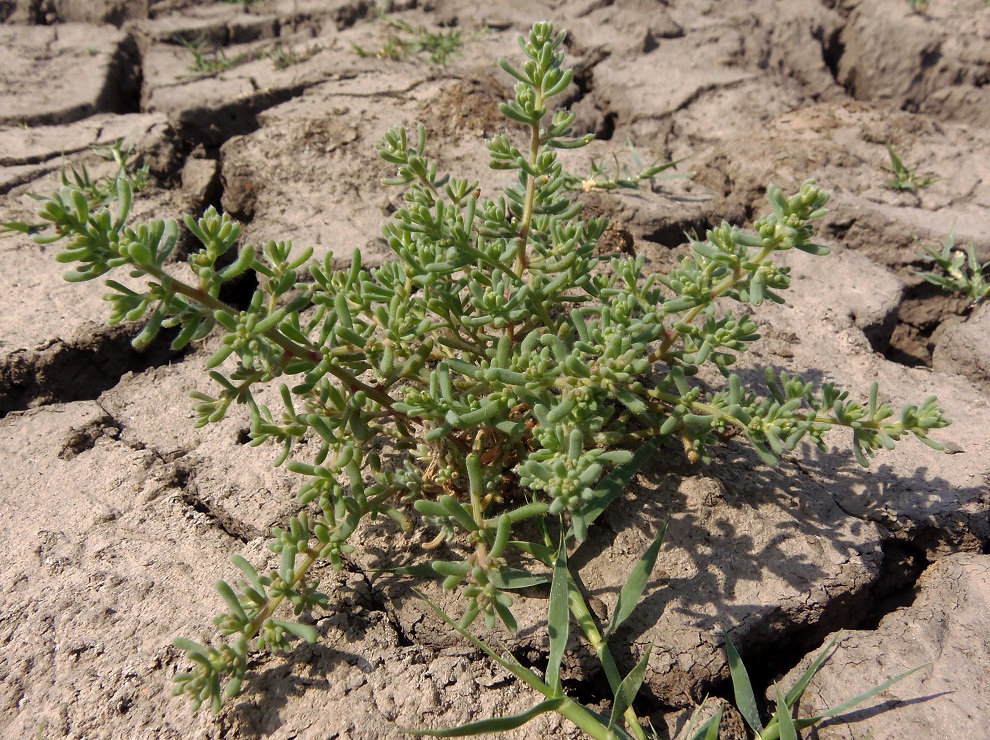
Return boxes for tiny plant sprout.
[883,142,937,191]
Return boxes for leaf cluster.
[178,35,247,75]
[352,11,485,65]
[1,139,148,236]
[28,21,949,735]
[267,42,324,70]
[683,633,923,740]
[883,142,937,191]
[916,230,990,305]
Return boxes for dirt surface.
[2,1,990,738]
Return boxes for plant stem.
[514,96,545,277]
[140,262,400,410]
[651,244,776,362]
[567,572,649,740]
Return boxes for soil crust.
[2,1,990,738]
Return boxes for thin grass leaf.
[379,564,443,579]
[684,701,723,740]
[508,540,555,565]
[773,685,798,740]
[783,637,837,707]
[608,643,652,733]
[569,437,660,541]
[809,664,928,721]
[406,698,567,736]
[723,631,764,735]
[759,663,928,740]
[546,535,570,694]
[680,698,708,740]
[414,595,625,739]
[0,220,43,234]
[700,708,723,740]
[491,568,549,589]
[604,519,668,640]
[412,589,546,694]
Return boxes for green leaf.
[692,708,723,740]
[412,589,546,694]
[545,535,570,693]
[782,637,837,708]
[724,631,764,735]
[682,698,725,740]
[773,685,797,740]
[273,618,318,643]
[406,698,567,736]
[608,643,652,733]
[0,220,43,234]
[490,568,549,589]
[383,563,446,579]
[615,387,647,415]
[568,437,659,541]
[215,580,247,622]
[508,540,555,565]
[809,664,927,722]
[604,519,668,640]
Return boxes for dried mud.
[2,1,990,738]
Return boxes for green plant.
[1,139,148,236]
[917,230,990,305]
[683,633,923,740]
[179,35,247,75]
[353,12,485,65]
[267,42,324,71]
[28,21,947,734]
[563,137,690,193]
[883,142,937,190]
[906,0,930,13]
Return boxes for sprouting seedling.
[352,11,486,65]
[56,139,149,210]
[683,632,926,740]
[883,142,937,190]
[564,137,692,193]
[266,43,324,71]
[178,35,247,75]
[1,139,148,235]
[26,20,948,727]
[916,229,990,305]
[906,0,930,12]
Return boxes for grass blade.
[783,637,837,707]
[723,631,764,735]
[412,589,546,694]
[604,518,668,640]
[773,685,798,740]
[406,698,567,736]
[608,643,652,733]
[810,664,928,721]
[569,437,659,541]
[491,568,549,589]
[546,535,570,693]
[700,708,723,740]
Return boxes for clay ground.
[1,0,990,738]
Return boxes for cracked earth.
[1,0,990,738]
